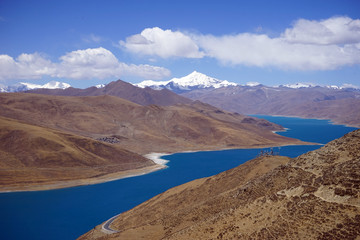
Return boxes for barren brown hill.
[80,129,360,240]
[0,116,155,192]
[182,85,360,127]
[0,93,305,155]
[28,79,192,106]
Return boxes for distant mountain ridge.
[4,73,359,126]
[27,79,192,106]
[135,71,359,127]
[135,71,359,92]
[2,72,358,94]
[181,84,360,127]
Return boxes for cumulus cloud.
[0,53,55,80]
[121,16,360,71]
[56,47,120,79]
[120,27,204,58]
[282,16,360,45]
[198,16,360,70]
[0,47,170,81]
[198,33,360,70]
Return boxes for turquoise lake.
[0,116,357,240]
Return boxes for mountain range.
[80,129,360,240]
[11,71,359,127]
[137,71,360,127]
[136,71,359,91]
[182,84,360,127]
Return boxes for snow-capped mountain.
[41,81,71,89]
[279,83,317,89]
[1,81,71,92]
[136,71,237,93]
[278,82,359,90]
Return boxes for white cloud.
[120,27,204,58]
[197,16,360,70]
[121,16,360,71]
[198,33,360,70]
[56,47,120,79]
[282,16,360,45]
[0,47,171,81]
[0,53,55,80]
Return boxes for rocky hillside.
[80,129,360,239]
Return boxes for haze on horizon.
[0,0,359,88]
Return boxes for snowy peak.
[135,71,237,93]
[245,82,261,87]
[280,83,317,89]
[278,82,359,90]
[136,80,169,90]
[171,71,237,88]
[41,81,71,89]
[1,81,71,92]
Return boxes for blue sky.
[1,0,359,88]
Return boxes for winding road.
[101,214,120,234]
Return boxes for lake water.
[0,116,357,240]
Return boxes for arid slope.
[0,116,154,191]
[80,129,360,240]
[0,93,305,154]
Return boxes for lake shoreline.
[252,114,360,128]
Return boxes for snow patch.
[246,82,260,87]
[95,84,106,88]
[281,83,317,89]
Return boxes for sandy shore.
[144,152,170,165]
[0,163,167,193]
